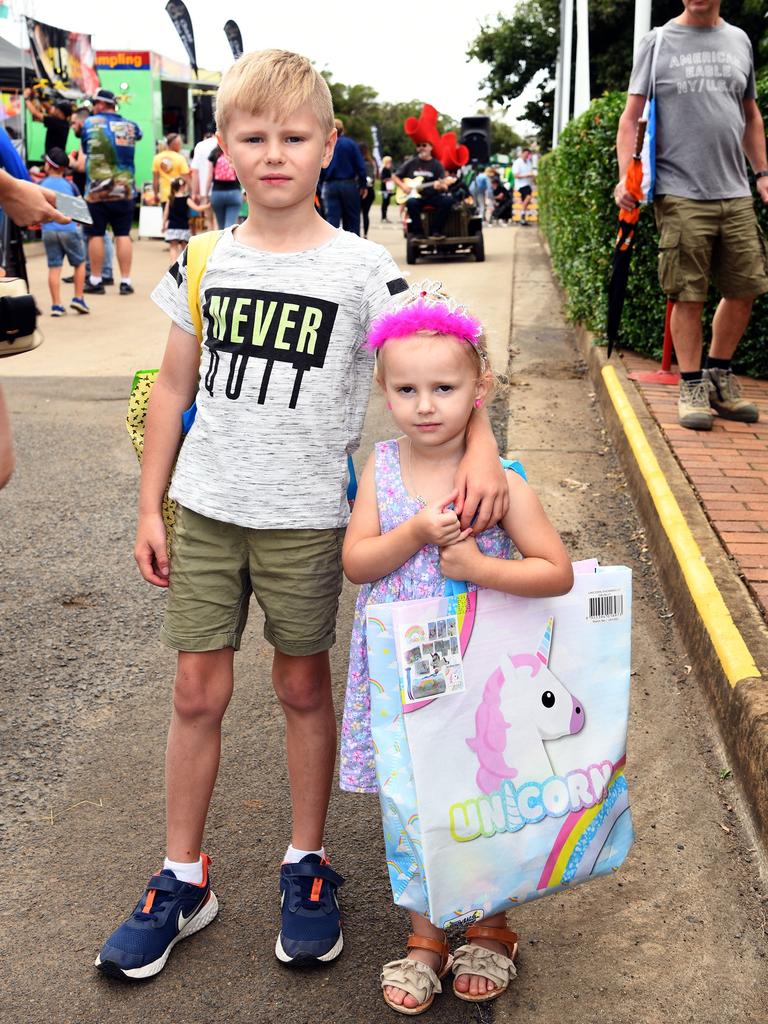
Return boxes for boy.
[96,49,507,981]
[38,148,89,316]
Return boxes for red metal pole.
[661,299,674,372]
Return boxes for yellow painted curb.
[601,365,760,686]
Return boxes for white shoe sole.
[94,890,218,979]
[274,928,343,965]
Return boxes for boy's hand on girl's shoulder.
[134,513,170,587]
[439,534,481,581]
[413,490,472,548]
[454,458,509,534]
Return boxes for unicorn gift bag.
[368,563,633,928]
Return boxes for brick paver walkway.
[621,351,768,618]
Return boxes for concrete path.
[1,222,766,1024]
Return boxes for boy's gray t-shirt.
[151,228,407,529]
[629,20,756,200]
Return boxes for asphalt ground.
[1,220,766,1023]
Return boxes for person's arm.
[432,160,449,190]
[187,195,208,212]
[439,470,574,597]
[153,170,160,201]
[23,89,45,123]
[0,170,70,226]
[454,407,508,532]
[134,323,199,587]
[614,93,648,210]
[69,148,85,173]
[743,98,768,205]
[161,199,170,232]
[0,384,15,489]
[190,167,200,201]
[353,144,368,197]
[342,452,469,585]
[392,161,411,193]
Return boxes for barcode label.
[587,590,624,621]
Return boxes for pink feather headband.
[367,281,483,351]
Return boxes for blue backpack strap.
[346,454,358,503]
[501,457,527,481]
[444,577,468,597]
[443,457,526,595]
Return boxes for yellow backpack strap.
[186,230,223,342]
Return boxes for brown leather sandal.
[451,923,519,1003]
[381,933,453,1016]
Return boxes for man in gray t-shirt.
[615,0,768,431]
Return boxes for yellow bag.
[126,230,222,529]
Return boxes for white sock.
[163,855,203,884]
[122,277,131,286]
[89,275,102,286]
[283,844,325,864]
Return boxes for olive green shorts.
[654,195,768,302]
[161,505,345,656]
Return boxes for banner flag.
[371,124,382,171]
[223,20,244,60]
[165,0,198,76]
[25,18,100,97]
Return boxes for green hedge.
[538,77,768,377]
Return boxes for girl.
[207,142,243,229]
[380,155,394,222]
[162,176,209,264]
[340,280,574,1015]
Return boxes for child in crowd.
[38,148,89,316]
[340,281,574,1014]
[162,175,209,263]
[95,50,507,982]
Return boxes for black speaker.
[460,117,492,164]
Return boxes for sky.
[1,0,532,129]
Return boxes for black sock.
[705,356,731,371]
[680,370,704,382]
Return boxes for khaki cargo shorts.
[654,195,768,302]
[161,505,345,656]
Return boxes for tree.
[489,119,526,157]
[321,72,379,148]
[468,0,766,146]
[320,71,481,165]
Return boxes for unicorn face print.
[467,617,585,794]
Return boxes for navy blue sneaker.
[275,855,344,966]
[95,854,218,980]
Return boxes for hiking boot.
[678,377,713,431]
[95,855,218,980]
[275,855,344,966]
[706,367,759,423]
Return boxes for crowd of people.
[1,0,766,1014]
[6,85,539,315]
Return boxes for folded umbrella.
[606,120,647,356]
